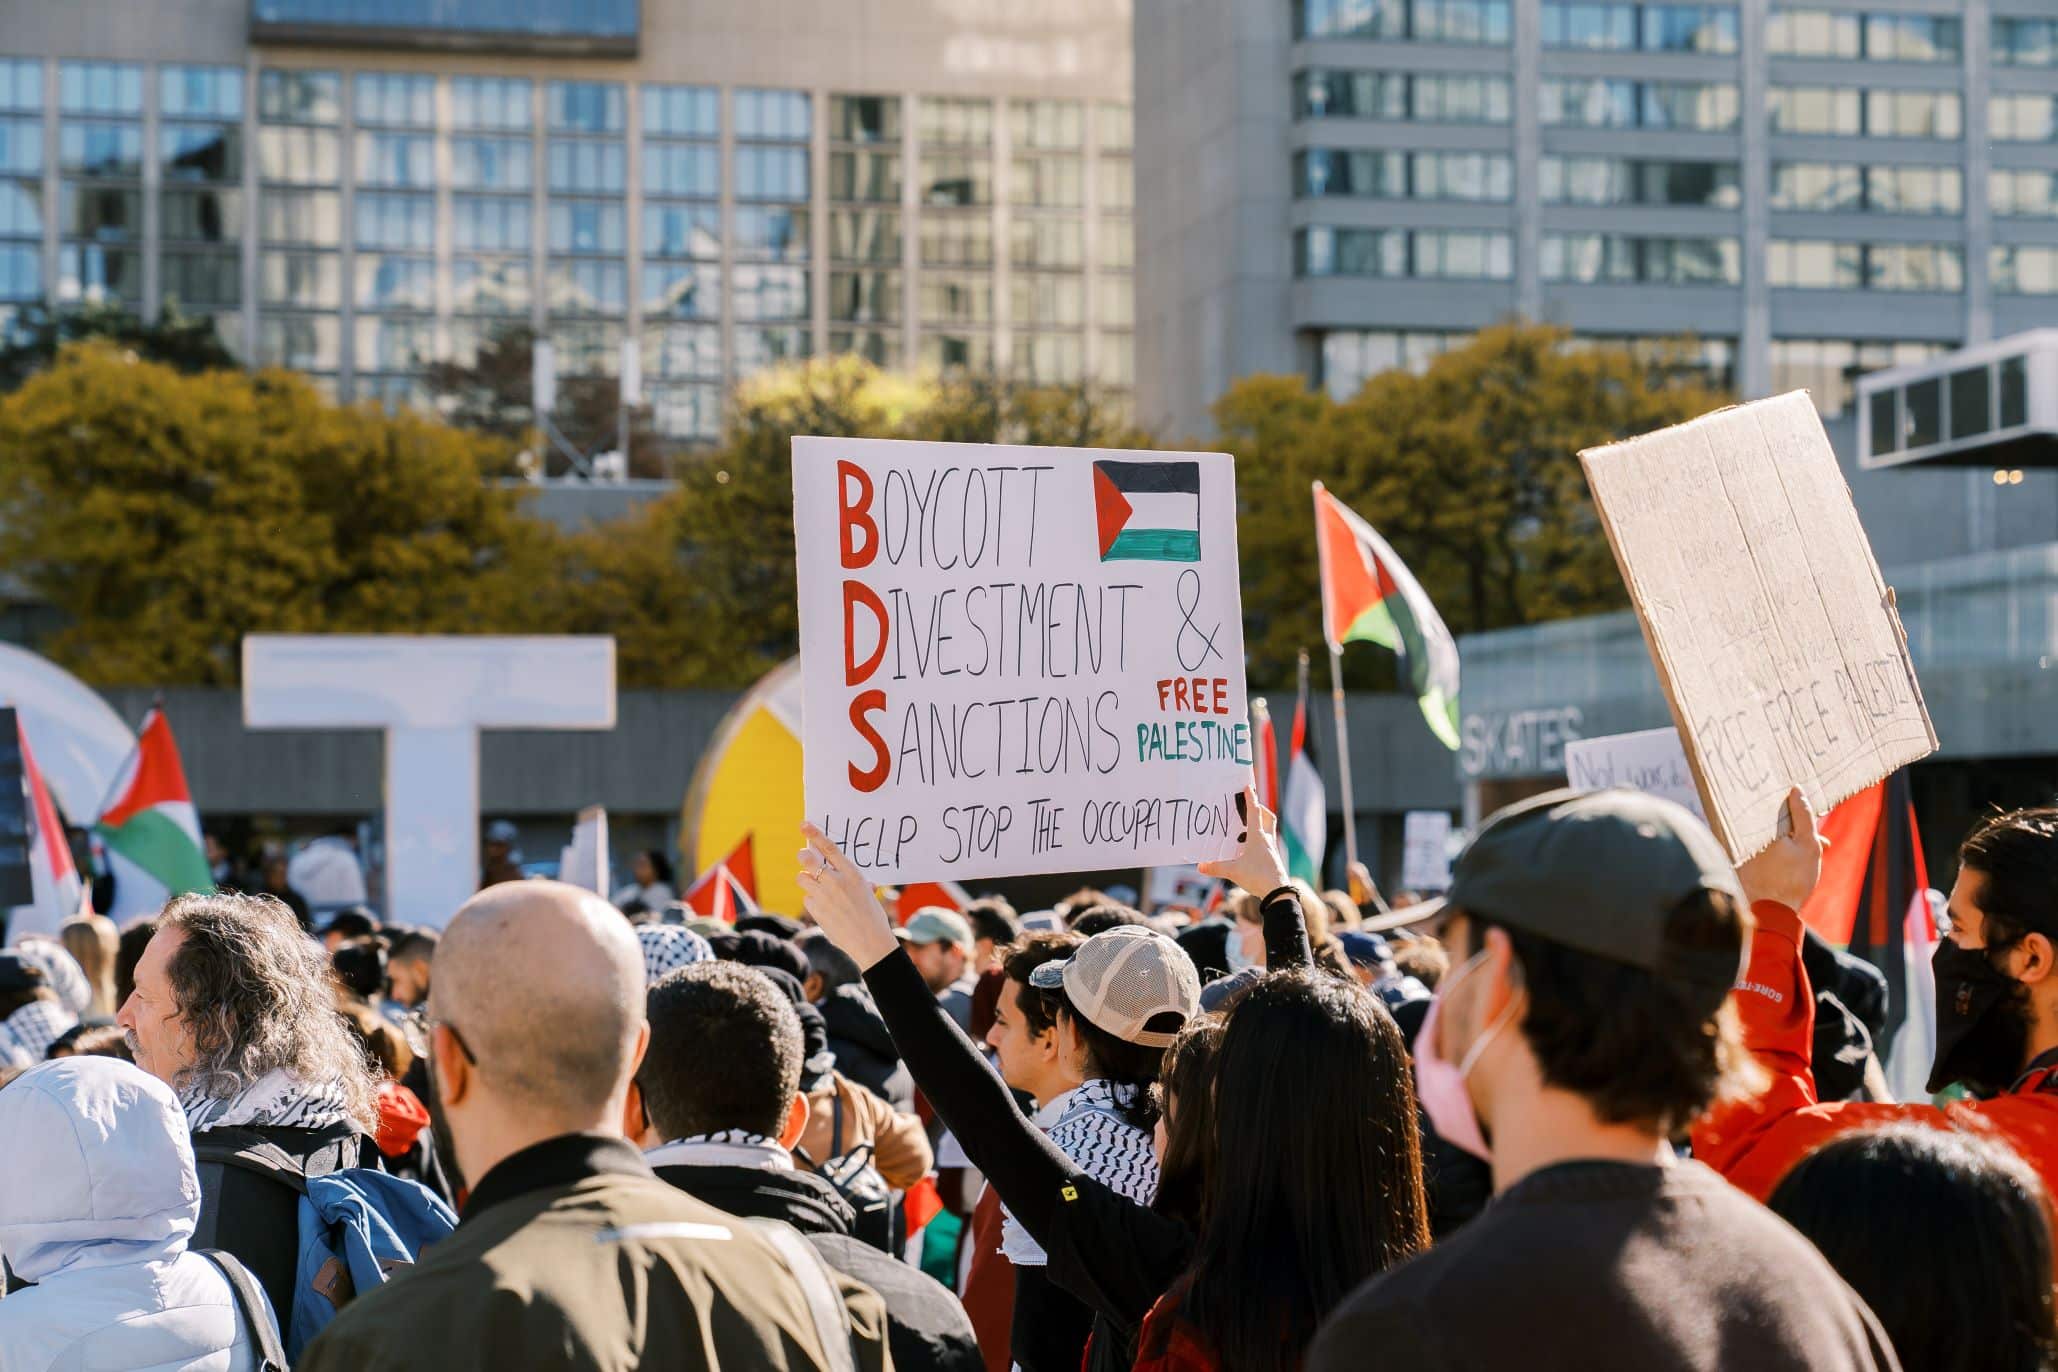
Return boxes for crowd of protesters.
[3,786,2058,1372]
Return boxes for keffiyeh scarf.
[181,1066,354,1134]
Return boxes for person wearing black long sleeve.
[801,788,1314,1372]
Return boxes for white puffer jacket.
[0,1057,272,1372]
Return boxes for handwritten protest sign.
[1563,728,1707,824]
[1401,811,1453,892]
[1580,392,1937,860]
[793,437,1251,884]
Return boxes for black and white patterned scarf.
[644,1129,791,1172]
[1002,1078,1158,1265]
[180,1067,353,1134]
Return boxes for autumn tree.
[0,300,237,393]
[0,344,567,685]
[1225,322,1731,688]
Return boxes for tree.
[566,356,1151,687]
[1225,322,1732,688]
[0,344,567,685]
[417,322,667,479]
[0,300,238,393]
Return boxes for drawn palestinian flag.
[1313,483,1462,751]
[1094,459,1202,562]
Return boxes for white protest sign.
[1401,811,1453,892]
[1145,863,1215,912]
[794,437,1251,883]
[1581,392,1936,860]
[1563,728,1707,823]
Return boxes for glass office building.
[0,0,1135,438]
[1138,0,2058,438]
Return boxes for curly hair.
[159,892,379,1130]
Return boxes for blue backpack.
[192,1135,459,1361]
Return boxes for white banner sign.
[1401,810,1453,892]
[1563,727,1708,823]
[794,436,1251,883]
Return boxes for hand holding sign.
[797,822,900,972]
[1735,788,1828,911]
[1198,784,1291,899]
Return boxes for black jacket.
[655,1162,982,1372]
[190,1121,361,1323]
[821,985,916,1113]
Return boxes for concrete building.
[0,0,1138,439]
[1136,0,2058,450]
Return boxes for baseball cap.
[1337,930,1394,970]
[1443,787,1746,1011]
[485,819,520,845]
[897,907,973,954]
[1027,925,1201,1049]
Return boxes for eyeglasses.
[423,1016,476,1064]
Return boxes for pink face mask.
[1413,951,1520,1163]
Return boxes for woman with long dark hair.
[1770,1124,2058,1372]
[1135,971,1429,1372]
[800,788,1428,1372]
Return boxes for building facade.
[1136,0,2058,443]
[0,0,1137,439]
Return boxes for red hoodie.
[1693,899,2058,1200]
[375,1079,431,1159]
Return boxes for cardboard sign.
[1401,810,1453,892]
[1580,392,1937,860]
[794,436,1251,884]
[1563,727,1708,824]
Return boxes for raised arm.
[1200,786,1310,970]
[798,824,1083,1248]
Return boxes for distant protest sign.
[1564,728,1707,824]
[1581,392,1937,860]
[1401,811,1453,892]
[794,437,1251,884]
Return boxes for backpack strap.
[830,1091,846,1156]
[200,1247,291,1372]
[754,1221,857,1372]
[192,1131,313,1195]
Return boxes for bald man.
[299,881,891,1372]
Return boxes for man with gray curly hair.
[117,890,380,1322]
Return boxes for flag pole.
[1311,481,1360,883]
[1326,643,1359,881]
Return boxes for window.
[356,255,435,310]
[259,70,340,124]
[1766,8,1861,56]
[921,216,993,267]
[1540,4,1736,52]
[357,132,434,188]
[1010,156,1083,208]
[0,117,40,176]
[1949,365,1990,440]
[830,150,901,203]
[1099,103,1133,152]
[1012,217,1083,269]
[735,89,810,141]
[1101,219,1133,270]
[645,322,722,380]
[452,77,531,130]
[454,196,530,252]
[60,123,143,177]
[734,146,809,201]
[1009,274,1081,327]
[1864,13,1961,62]
[0,242,38,302]
[1767,86,1862,136]
[1296,0,1409,38]
[1540,158,1740,207]
[1296,71,1512,123]
[0,182,38,237]
[1768,10,1959,59]
[1413,0,1512,43]
[1569,334,1736,390]
[548,201,625,254]
[451,260,529,314]
[261,190,341,245]
[1992,96,2058,144]
[1295,227,1513,279]
[733,264,808,321]
[646,143,719,197]
[1866,90,1960,139]
[641,261,718,319]
[1996,18,2058,67]
[1095,277,1134,329]
[258,314,340,370]
[645,85,719,138]
[548,81,623,133]
[1011,100,1083,150]
[356,193,435,250]
[1771,162,1960,214]
[162,66,242,120]
[1013,332,1084,383]
[452,137,533,191]
[1540,80,1737,131]
[1767,240,1963,291]
[162,124,240,183]
[644,203,721,258]
[546,259,626,313]
[1770,87,1960,139]
[1993,170,2058,219]
[0,59,43,114]
[60,63,142,116]
[923,273,996,325]
[920,97,994,148]
[60,185,140,240]
[548,140,625,194]
[355,73,433,128]
[921,332,994,373]
[1770,338,1950,417]
[1298,149,1513,201]
[734,206,807,262]
[649,383,722,441]
[1318,329,1471,397]
[829,269,900,323]
[261,251,341,307]
[1541,235,1741,284]
[1992,246,2058,295]
[832,95,899,144]
[1099,157,1133,213]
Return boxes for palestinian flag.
[1280,654,1325,887]
[683,835,759,923]
[1252,696,1279,816]
[1799,769,1934,1102]
[95,708,211,923]
[895,877,971,925]
[1313,483,1462,751]
[1094,460,1202,562]
[8,717,88,940]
